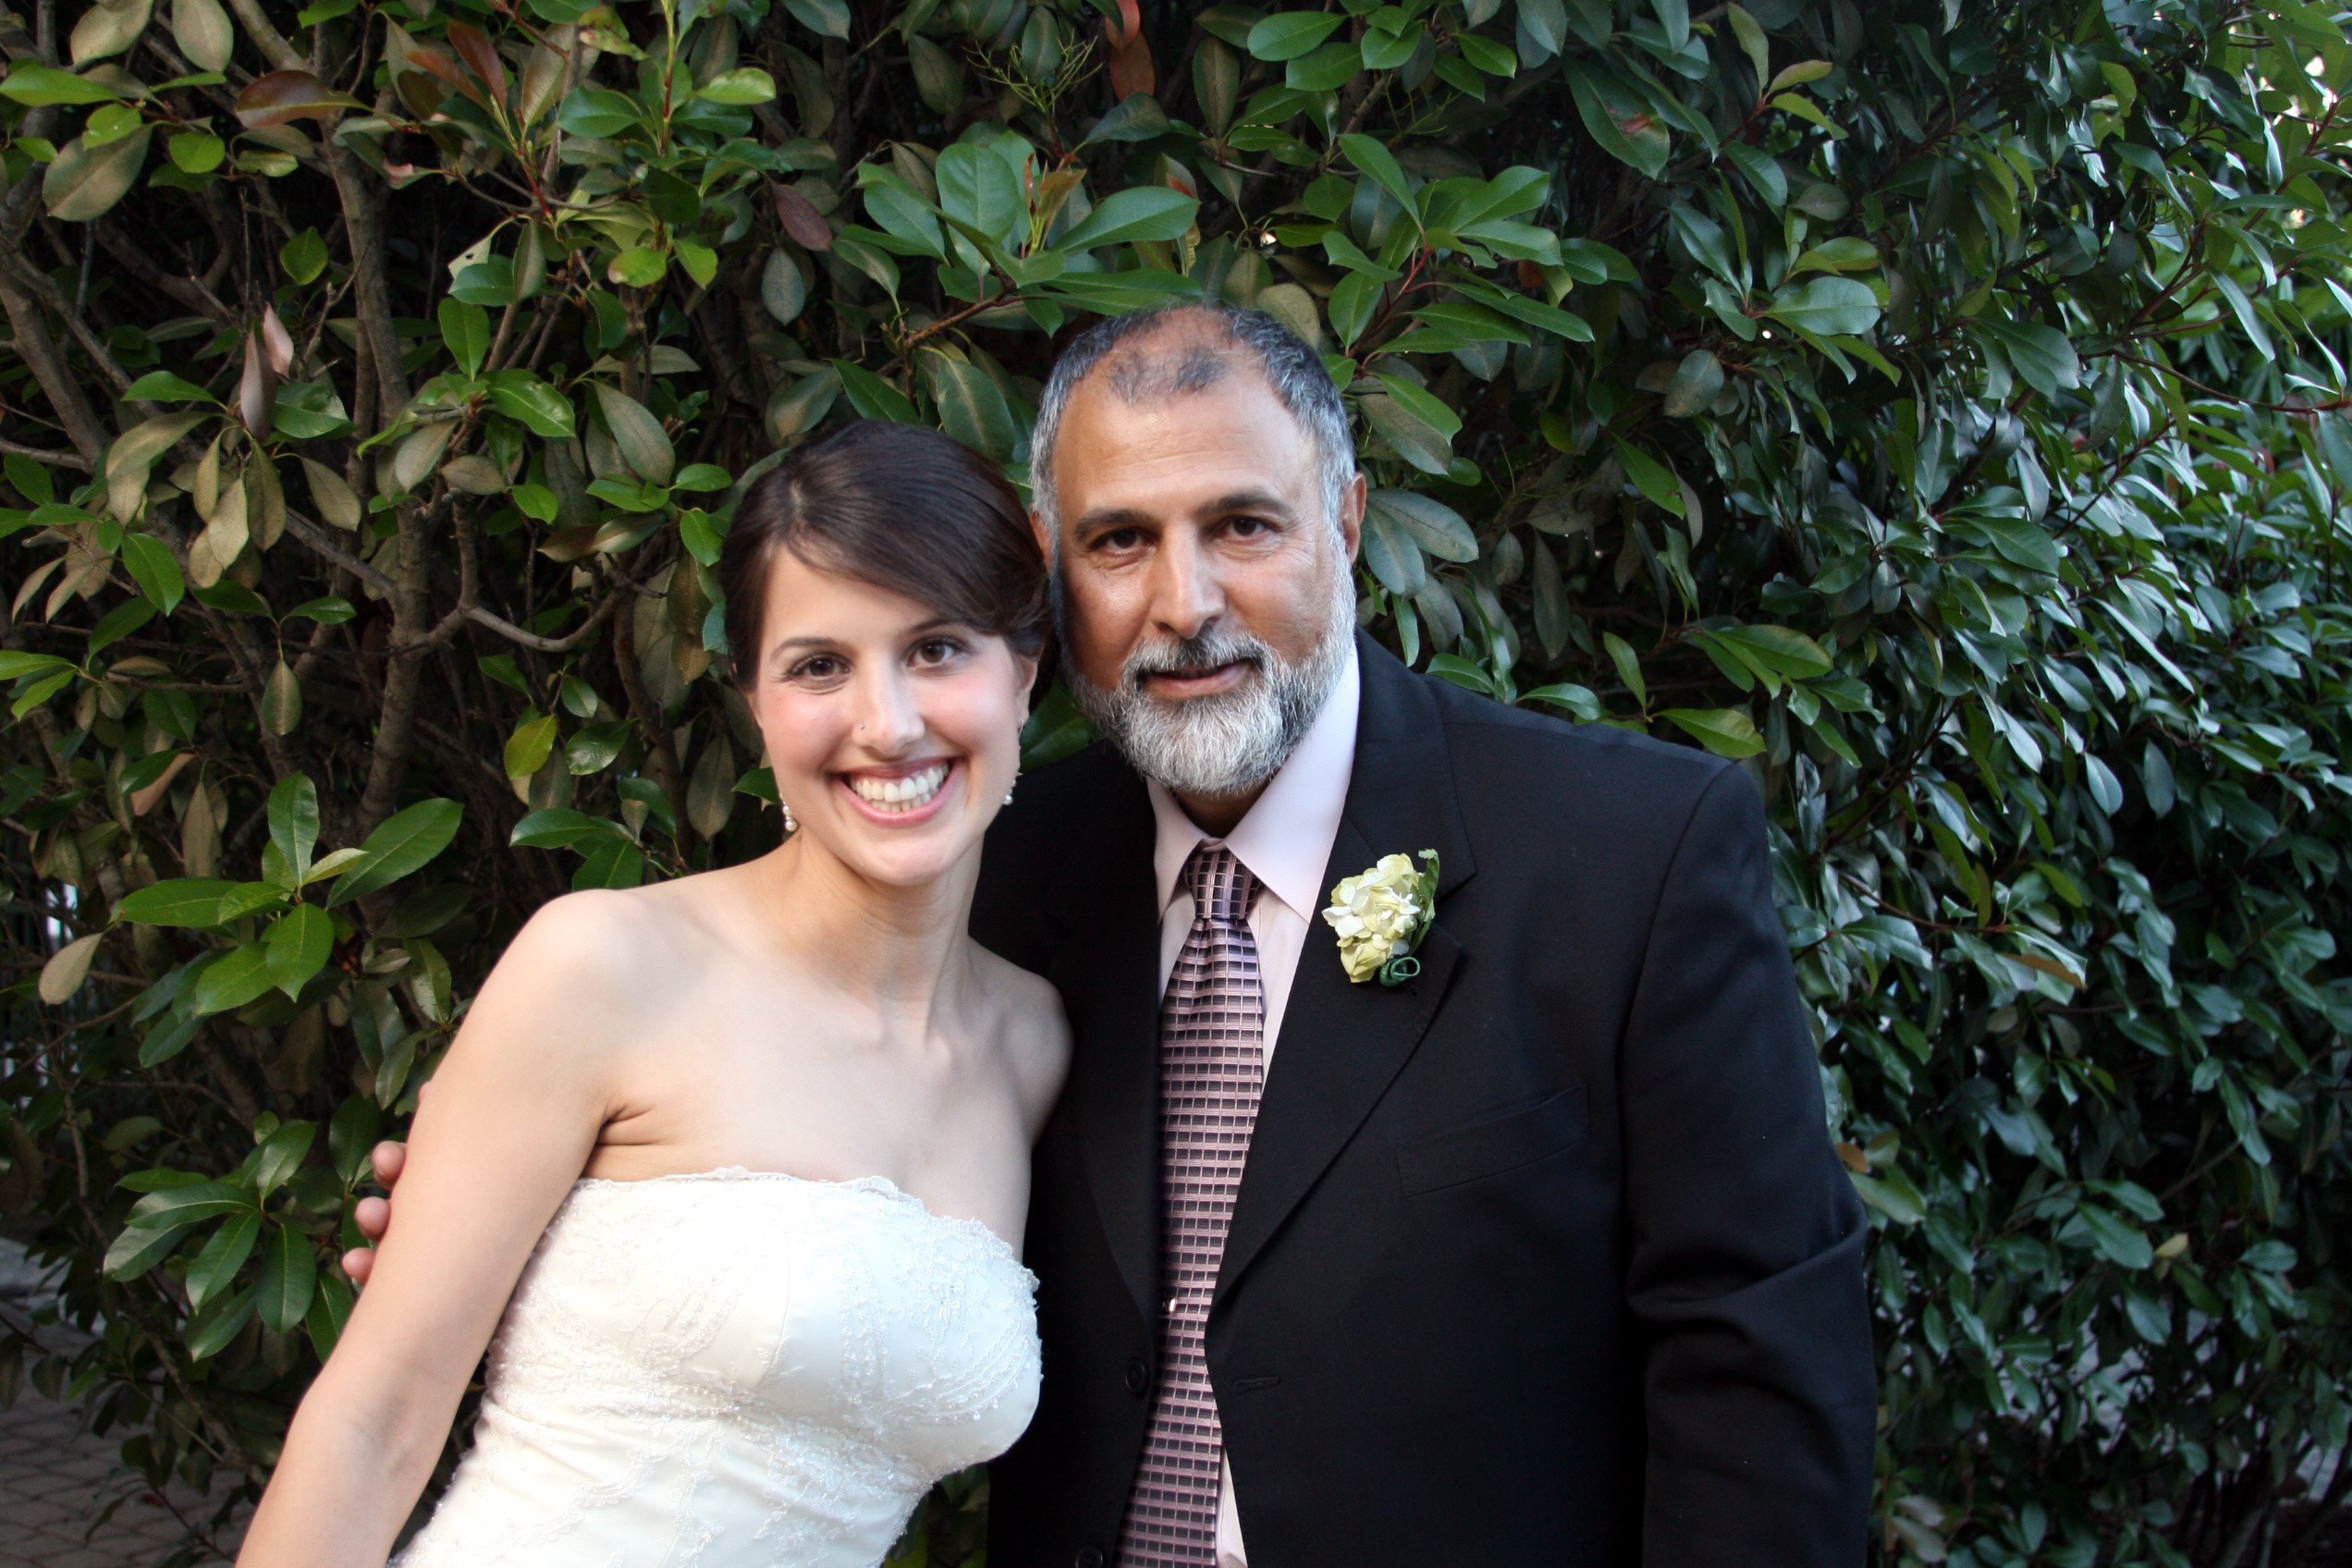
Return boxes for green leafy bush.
[2,0,2346,1562]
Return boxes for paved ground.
[0,1388,237,1567]
[1,1240,237,1567]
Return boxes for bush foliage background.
[0,0,2347,1562]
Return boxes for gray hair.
[1028,302,1359,541]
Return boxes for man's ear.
[1338,472,1368,561]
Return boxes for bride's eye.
[911,636,967,668]
[786,653,847,684]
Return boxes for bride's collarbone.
[588,1028,1030,1180]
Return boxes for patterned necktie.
[1118,840,1266,1568]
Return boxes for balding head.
[1030,302,1359,546]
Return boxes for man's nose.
[1148,530,1225,643]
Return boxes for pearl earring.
[1004,771,1019,806]
[782,800,797,833]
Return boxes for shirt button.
[1076,1550,1107,1568]
[1125,1356,1151,1395]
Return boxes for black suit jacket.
[972,634,1874,1567]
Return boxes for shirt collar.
[1148,642,1360,922]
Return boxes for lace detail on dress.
[391,1170,1041,1568]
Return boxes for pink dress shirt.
[1145,645,1360,1568]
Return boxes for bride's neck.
[751,834,979,1027]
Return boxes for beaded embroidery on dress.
[391,1169,1040,1568]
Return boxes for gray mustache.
[1123,633,1269,689]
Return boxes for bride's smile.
[841,758,957,818]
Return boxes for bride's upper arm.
[298,889,656,1449]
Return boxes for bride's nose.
[851,668,926,755]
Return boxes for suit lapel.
[1219,638,1477,1302]
[1041,760,1162,1327]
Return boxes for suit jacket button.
[1124,1356,1151,1395]
[1077,1550,1107,1568]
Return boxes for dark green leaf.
[116,878,239,927]
[1764,276,1881,337]
[265,905,333,998]
[1245,11,1346,60]
[1054,187,1200,252]
[184,1211,261,1311]
[487,371,576,438]
[327,799,464,905]
[256,1223,317,1333]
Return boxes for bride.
[236,421,1068,1567]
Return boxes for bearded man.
[970,302,1876,1566]
[349,301,1875,1565]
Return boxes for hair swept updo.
[719,422,1049,688]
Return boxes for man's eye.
[1096,528,1145,552]
[1228,515,1269,537]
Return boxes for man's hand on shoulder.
[341,1131,409,1286]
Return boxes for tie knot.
[1182,840,1261,925]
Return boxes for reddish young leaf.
[404,46,487,111]
[770,182,834,251]
[234,69,368,129]
[1103,0,1156,101]
[447,22,509,106]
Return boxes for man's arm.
[1618,761,1877,1565]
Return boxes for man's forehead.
[1058,386,1311,497]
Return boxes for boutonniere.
[1322,851,1440,986]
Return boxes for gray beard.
[1063,567,1356,800]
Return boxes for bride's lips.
[1139,660,1254,699]
[833,757,962,827]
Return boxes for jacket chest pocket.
[1393,1084,1589,1196]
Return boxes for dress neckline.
[570,1165,1028,1269]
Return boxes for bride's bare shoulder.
[967,945,1070,1133]
[481,871,746,1032]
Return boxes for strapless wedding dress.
[392,1168,1041,1567]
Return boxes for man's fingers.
[370,1140,407,1187]
[353,1194,390,1243]
[341,1247,374,1287]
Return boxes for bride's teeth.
[849,764,948,812]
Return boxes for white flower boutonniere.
[1322,850,1440,986]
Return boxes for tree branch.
[282,509,635,654]
[0,272,109,464]
[0,437,92,471]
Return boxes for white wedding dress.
[392,1168,1041,1567]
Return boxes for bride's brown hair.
[719,422,1049,689]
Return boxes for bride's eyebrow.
[766,635,844,672]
